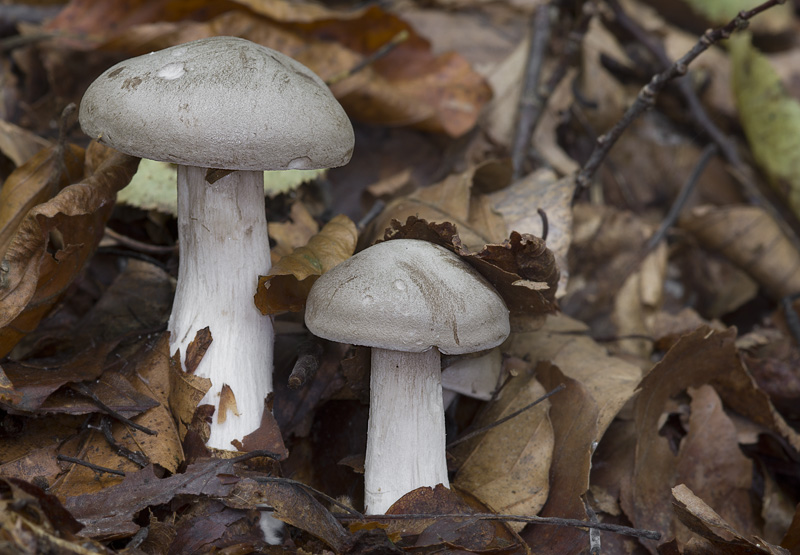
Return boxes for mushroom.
[304,239,510,514]
[79,37,354,450]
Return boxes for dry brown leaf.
[672,484,790,554]
[366,168,509,252]
[508,313,641,440]
[620,327,800,550]
[490,170,573,297]
[680,205,800,301]
[453,371,554,524]
[267,201,319,261]
[0,120,52,168]
[522,362,598,553]
[0,142,139,357]
[254,214,357,315]
[382,217,559,332]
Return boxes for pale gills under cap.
[305,239,510,355]
[79,36,354,171]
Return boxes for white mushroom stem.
[169,165,273,450]
[365,347,449,514]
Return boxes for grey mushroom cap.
[305,239,510,355]
[79,36,354,171]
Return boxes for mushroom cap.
[305,239,510,355]
[79,36,354,171]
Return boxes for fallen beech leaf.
[169,342,211,441]
[0,120,52,168]
[453,371,554,524]
[672,484,789,554]
[383,484,526,552]
[268,201,320,260]
[254,214,357,315]
[620,327,800,548]
[731,33,800,217]
[489,170,573,298]
[233,399,288,459]
[217,384,240,425]
[680,205,800,300]
[0,142,139,357]
[367,168,509,252]
[383,216,559,332]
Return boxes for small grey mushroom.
[304,239,510,514]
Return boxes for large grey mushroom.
[80,36,354,451]
[304,239,510,514]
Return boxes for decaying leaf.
[0,120,52,168]
[383,216,559,332]
[672,484,789,554]
[255,214,357,315]
[0,142,139,357]
[731,33,800,218]
[453,370,554,524]
[366,167,510,252]
[680,205,800,301]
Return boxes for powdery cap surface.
[305,239,510,355]
[79,36,354,171]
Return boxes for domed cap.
[79,36,354,171]
[305,239,510,355]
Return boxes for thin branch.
[336,512,661,541]
[326,30,409,86]
[252,476,365,519]
[447,384,565,449]
[511,4,554,180]
[644,143,717,252]
[71,382,157,436]
[103,227,178,255]
[97,417,149,468]
[57,454,126,477]
[574,0,787,193]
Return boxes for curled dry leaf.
[672,484,789,554]
[489,170,573,298]
[0,120,52,168]
[620,327,800,549]
[453,369,554,526]
[680,204,800,301]
[254,214,357,315]
[365,166,509,252]
[383,216,559,332]
[0,142,139,357]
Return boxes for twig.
[511,4,553,180]
[538,208,549,242]
[288,339,323,389]
[357,199,386,231]
[57,454,126,477]
[606,0,800,254]
[230,449,284,464]
[336,512,661,540]
[326,30,409,86]
[97,417,149,468]
[585,497,602,554]
[574,0,787,194]
[782,294,800,346]
[71,382,157,436]
[95,246,171,272]
[252,476,365,519]
[644,143,717,252]
[447,384,565,449]
[103,227,178,255]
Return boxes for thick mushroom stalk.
[365,348,448,515]
[169,166,272,449]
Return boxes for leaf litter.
[1,0,800,553]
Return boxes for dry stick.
[336,512,661,541]
[644,143,717,253]
[57,454,126,477]
[606,0,800,254]
[70,382,157,436]
[103,227,178,255]
[326,30,409,86]
[288,339,323,389]
[446,384,565,449]
[252,476,365,519]
[97,416,149,468]
[574,0,787,195]
[511,4,554,180]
